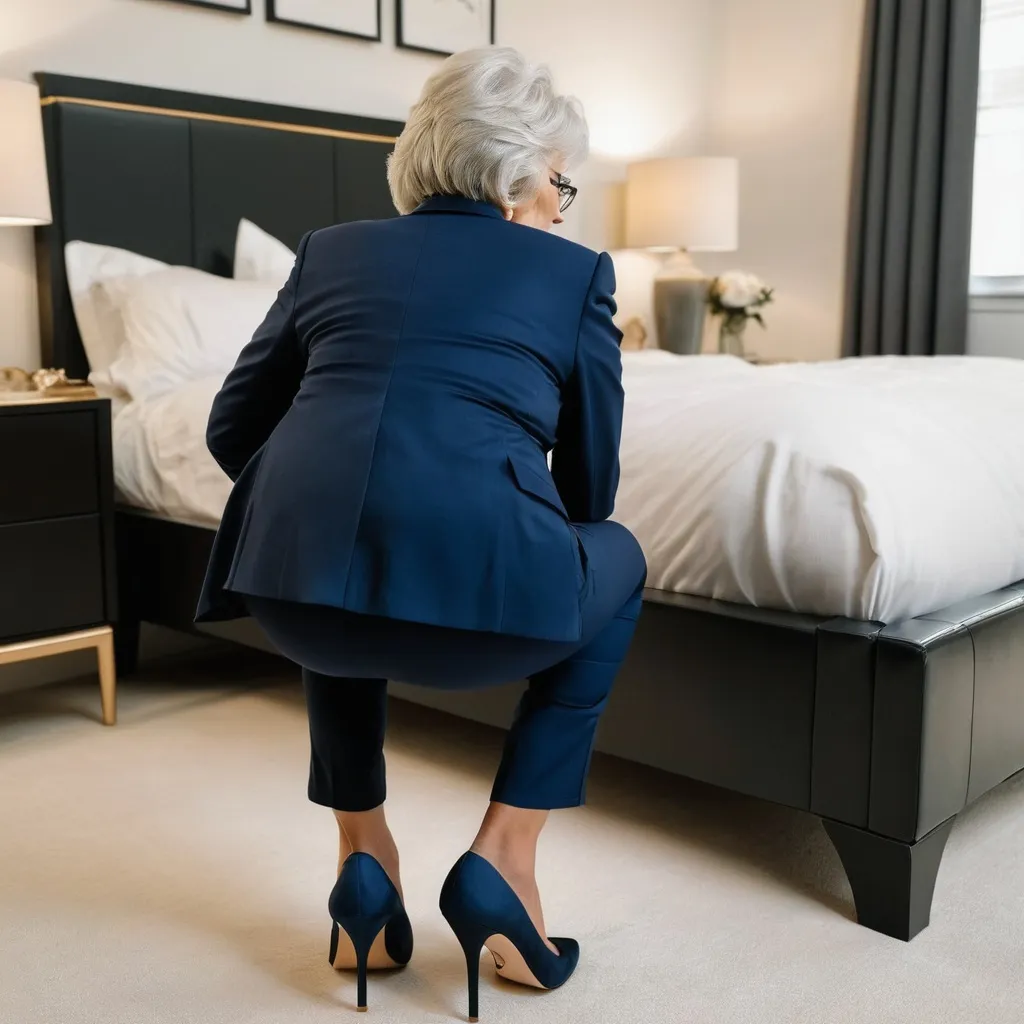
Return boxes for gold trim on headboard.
[39,95,398,145]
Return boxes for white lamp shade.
[0,81,52,227]
[625,157,738,252]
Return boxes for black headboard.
[33,73,404,379]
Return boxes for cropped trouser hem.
[245,520,647,813]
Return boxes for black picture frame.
[144,0,253,13]
[396,0,495,57]
[267,0,382,42]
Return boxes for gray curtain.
[843,0,984,357]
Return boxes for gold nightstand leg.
[96,629,117,726]
[0,626,118,726]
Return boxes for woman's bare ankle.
[472,802,546,859]
[470,803,558,954]
[470,835,535,884]
[334,808,404,900]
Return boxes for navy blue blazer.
[196,196,624,642]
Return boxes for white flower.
[717,271,764,310]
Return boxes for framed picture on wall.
[267,0,382,41]
[143,0,252,12]
[397,0,495,57]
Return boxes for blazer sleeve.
[206,231,312,482]
[550,251,625,523]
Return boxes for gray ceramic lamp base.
[654,276,710,355]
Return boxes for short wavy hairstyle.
[388,47,589,215]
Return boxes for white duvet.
[113,353,1024,623]
[113,376,232,527]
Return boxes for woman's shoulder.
[304,215,609,297]
[308,217,406,246]
[300,216,424,268]
[502,221,604,279]
[509,220,599,259]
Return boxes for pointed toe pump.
[439,851,579,1022]
[328,852,413,1012]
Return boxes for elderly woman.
[196,46,646,1019]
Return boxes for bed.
[111,352,1024,625]
[33,72,1024,943]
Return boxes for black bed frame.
[34,73,1024,942]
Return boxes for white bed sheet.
[112,353,1024,623]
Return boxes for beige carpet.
[1,649,1022,1024]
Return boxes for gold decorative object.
[0,366,95,403]
[621,316,649,352]
[0,366,33,392]
[31,367,86,391]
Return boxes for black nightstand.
[0,395,118,724]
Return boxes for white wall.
[969,298,1024,358]
[700,0,866,361]
[1,0,867,366]
[0,0,716,368]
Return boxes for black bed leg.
[823,817,955,941]
[114,619,141,677]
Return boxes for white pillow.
[234,218,296,285]
[104,268,281,403]
[64,241,168,390]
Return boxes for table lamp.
[626,157,738,355]
[0,80,51,371]
[0,80,53,228]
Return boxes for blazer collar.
[412,195,506,220]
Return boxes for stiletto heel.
[450,923,488,1022]
[466,944,480,1023]
[333,906,387,1011]
[328,853,413,1012]
[440,852,579,1022]
[357,958,368,1012]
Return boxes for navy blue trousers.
[244,521,646,812]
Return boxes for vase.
[718,316,747,357]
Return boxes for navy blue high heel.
[440,851,579,1022]
[328,853,413,1012]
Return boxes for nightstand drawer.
[0,409,99,525]
[0,516,106,641]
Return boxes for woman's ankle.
[470,823,559,955]
[471,802,547,879]
[335,808,403,897]
[471,831,540,887]
[335,807,392,846]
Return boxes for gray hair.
[388,47,589,215]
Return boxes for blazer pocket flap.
[506,453,569,519]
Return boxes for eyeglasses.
[550,173,578,213]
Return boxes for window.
[971,0,1024,285]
